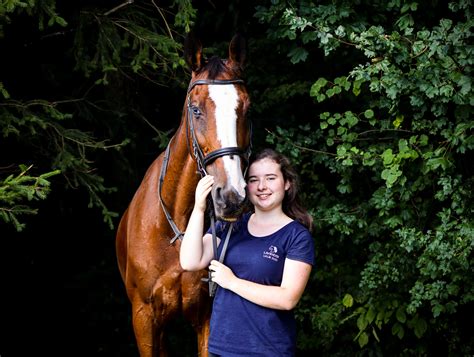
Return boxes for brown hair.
[246,148,313,231]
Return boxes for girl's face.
[246,158,290,212]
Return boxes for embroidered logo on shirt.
[263,245,280,262]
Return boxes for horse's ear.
[184,31,203,72]
[228,33,247,70]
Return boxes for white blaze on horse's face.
[208,84,246,198]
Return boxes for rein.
[158,78,251,296]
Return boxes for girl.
[180,148,315,356]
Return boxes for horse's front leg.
[181,270,212,356]
[196,313,211,357]
[131,295,167,357]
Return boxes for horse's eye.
[191,106,201,117]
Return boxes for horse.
[115,33,251,357]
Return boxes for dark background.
[0,2,277,356]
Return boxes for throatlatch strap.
[158,143,185,244]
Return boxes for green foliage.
[1,98,130,228]
[0,164,60,231]
[173,0,197,32]
[0,0,66,36]
[257,0,473,355]
[0,1,195,231]
[73,3,191,84]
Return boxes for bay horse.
[116,33,251,357]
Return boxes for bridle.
[185,78,251,176]
[158,78,252,296]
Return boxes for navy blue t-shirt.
[207,212,315,356]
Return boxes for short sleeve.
[286,227,315,266]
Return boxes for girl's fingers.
[209,260,221,270]
[195,176,214,210]
[198,176,214,195]
[199,175,214,188]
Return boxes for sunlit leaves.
[256,0,473,354]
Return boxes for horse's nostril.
[215,187,227,207]
[217,187,245,207]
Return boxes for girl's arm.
[209,258,312,310]
[179,176,219,271]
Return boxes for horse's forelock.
[197,56,240,79]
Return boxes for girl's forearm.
[179,206,206,271]
[228,278,299,310]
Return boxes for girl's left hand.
[209,260,236,290]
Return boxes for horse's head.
[184,33,251,222]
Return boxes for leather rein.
[158,78,251,296]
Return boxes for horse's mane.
[197,55,240,79]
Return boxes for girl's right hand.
[194,175,214,212]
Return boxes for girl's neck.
[251,208,292,225]
[248,209,293,237]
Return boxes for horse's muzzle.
[212,186,246,221]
